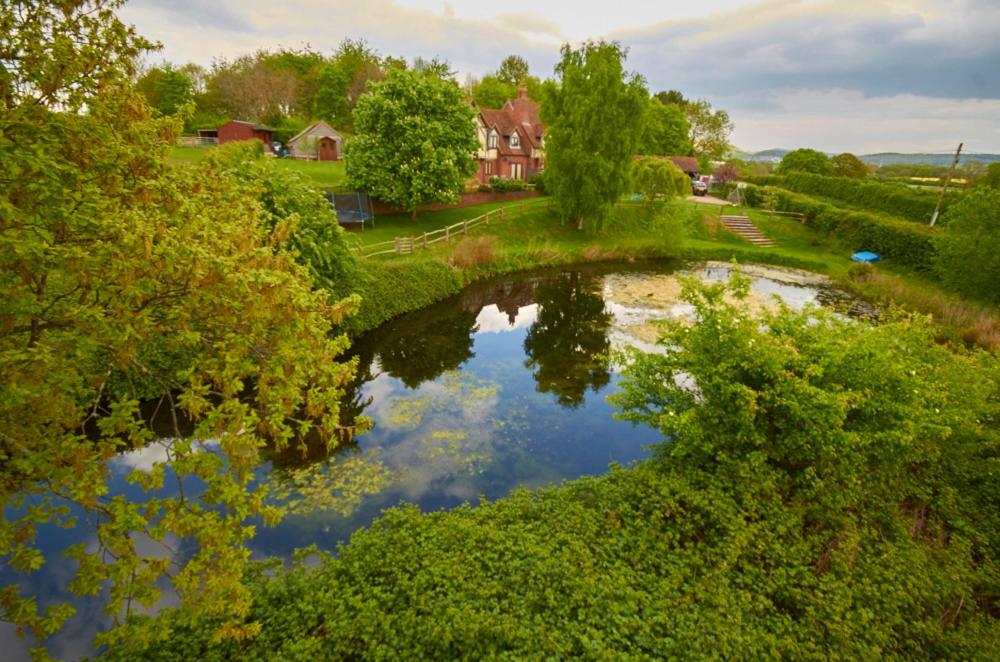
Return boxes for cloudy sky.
[120,0,1000,153]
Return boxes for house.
[475,85,544,184]
[287,121,344,161]
[217,120,275,152]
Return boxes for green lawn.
[355,197,552,246]
[169,145,347,189]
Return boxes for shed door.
[318,137,339,161]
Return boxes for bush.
[776,148,833,175]
[476,184,491,193]
[933,187,1000,305]
[528,170,546,195]
[489,176,530,193]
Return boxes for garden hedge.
[742,185,938,271]
[744,173,958,224]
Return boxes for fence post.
[463,220,469,235]
[394,237,400,254]
[485,211,490,226]
[500,208,505,222]
[422,232,427,248]
[445,226,450,242]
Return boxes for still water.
[3,261,863,659]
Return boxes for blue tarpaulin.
[851,251,881,263]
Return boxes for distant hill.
[859,152,1000,166]
[736,149,1000,166]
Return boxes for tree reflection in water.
[523,272,612,408]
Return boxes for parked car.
[692,179,708,196]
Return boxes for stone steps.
[719,215,777,247]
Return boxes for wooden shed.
[217,120,275,152]
[287,121,344,161]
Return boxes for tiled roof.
[478,92,543,157]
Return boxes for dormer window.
[487,131,498,149]
[509,131,520,148]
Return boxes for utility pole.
[930,142,962,227]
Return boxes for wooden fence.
[357,199,544,259]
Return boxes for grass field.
[169,145,348,189]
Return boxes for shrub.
[489,176,530,193]
[933,187,1000,305]
[528,169,547,195]
[449,235,498,268]
[476,184,492,193]
[847,261,875,281]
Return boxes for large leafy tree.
[778,147,834,175]
[630,156,690,204]
[497,54,530,85]
[135,64,193,116]
[933,187,1000,304]
[684,98,733,160]
[638,96,692,156]
[313,39,383,130]
[831,152,869,178]
[541,41,647,231]
[1,0,362,651]
[346,68,477,218]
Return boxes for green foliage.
[496,54,530,85]
[346,68,477,216]
[469,74,516,109]
[983,163,1000,189]
[311,40,383,130]
[933,187,1000,304]
[830,152,869,178]
[103,276,1000,661]
[135,64,194,116]
[742,185,937,270]
[332,259,465,336]
[203,142,359,292]
[1,1,362,648]
[638,96,692,156]
[749,171,955,224]
[684,98,733,160]
[488,176,530,193]
[541,41,647,231]
[629,156,689,203]
[778,148,834,175]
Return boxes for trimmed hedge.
[332,258,464,336]
[744,172,958,224]
[742,184,937,271]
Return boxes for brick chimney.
[518,84,528,99]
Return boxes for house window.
[510,131,520,148]
[488,131,498,149]
[511,163,523,179]
[485,162,493,175]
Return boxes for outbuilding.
[217,120,275,152]
[287,121,344,161]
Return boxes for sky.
[119,0,1000,154]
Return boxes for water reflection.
[523,272,612,408]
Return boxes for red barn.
[217,120,275,152]
[474,85,544,184]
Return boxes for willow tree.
[1,0,363,652]
[541,41,647,231]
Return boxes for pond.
[2,260,866,660]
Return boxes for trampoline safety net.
[327,191,374,228]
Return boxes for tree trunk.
[410,209,417,220]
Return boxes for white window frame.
[488,131,498,149]
[485,161,493,175]
[509,131,520,148]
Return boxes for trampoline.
[327,191,375,229]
